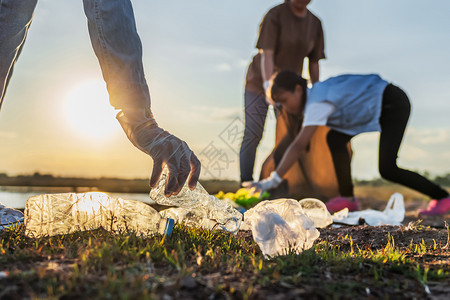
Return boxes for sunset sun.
[62,79,119,139]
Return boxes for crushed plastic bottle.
[332,193,405,226]
[159,207,217,230]
[298,198,333,228]
[0,204,24,230]
[24,192,174,238]
[241,199,320,258]
[149,167,242,233]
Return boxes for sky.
[0,0,449,181]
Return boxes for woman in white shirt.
[244,70,450,216]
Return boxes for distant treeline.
[0,171,448,194]
[0,172,240,194]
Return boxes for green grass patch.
[0,224,448,299]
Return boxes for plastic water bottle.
[24,192,174,238]
[149,167,242,233]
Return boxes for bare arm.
[260,49,275,83]
[275,126,318,177]
[309,60,320,84]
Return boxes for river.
[0,186,152,209]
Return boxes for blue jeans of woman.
[0,0,150,111]
[239,89,269,182]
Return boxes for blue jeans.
[239,89,269,182]
[0,0,150,111]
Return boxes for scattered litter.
[241,199,320,258]
[150,167,242,234]
[18,169,406,259]
[332,193,405,226]
[298,198,333,228]
[24,192,174,238]
[0,204,24,230]
[160,207,217,231]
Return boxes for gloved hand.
[117,108,201,197]
[242,171,282,195]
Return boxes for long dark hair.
[270,70,307,103]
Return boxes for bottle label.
[161,218,175,236]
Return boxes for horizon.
[0,0,449,181]
[1,170,449,183]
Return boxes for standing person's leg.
[378,84,449,205]
[239,90,269,183]
[0,0,38,110]
[325,130,359,212]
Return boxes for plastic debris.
[0,204,24,230]
[298,198,333,228]
[332,193,405,226]
[24,192,174,238]
[159,207,218,230]
[241,199,320,258]
[150,167,242,233]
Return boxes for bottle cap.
[159,218,175,236]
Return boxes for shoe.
[418,199,438,213]
[0,204,24,230]
[419,197,450,216]
[326,196,359,213]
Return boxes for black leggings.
[327,84,448,200]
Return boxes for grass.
[0,222,449,299]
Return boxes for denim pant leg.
[0,0,38,110]
[82,0,151,111]
[239,90,268,182]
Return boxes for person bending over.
[244,70,450,216]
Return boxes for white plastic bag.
[332,193,405,226]
[241,199,320,258]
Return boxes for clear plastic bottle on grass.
[149,167,242,233]
[24,192,174,238]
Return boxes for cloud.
[0,131,17,139]
[399,145,428,160]
[215,63,232,72]
[185,45,235,60]
[185,44,250,72]
[405,128,449,145]
[178,105,242,122]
